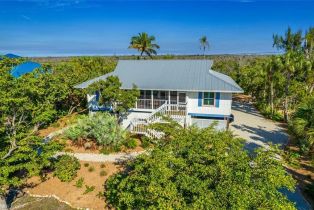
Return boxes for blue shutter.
[198,92,202,107]
[215,92,220,108]
[95,91,100,102]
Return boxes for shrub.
[75,177,84,188]
[141,136,151,148]
[83,163,89,167]
[124,138,137,149]
[100,146,113,154]
[97,191,104,199]
[83,185,95,195]
[54,155,80,182]
[100,163,106,168]
[106,126,296,209]
[88,166,95,172]
[289,96,314,154]
[100,170,107,177]
[65,113,127,147]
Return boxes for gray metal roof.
[74,60,243,93]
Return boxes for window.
[203,92,215,106]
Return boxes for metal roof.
[74,60,243,93]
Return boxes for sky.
[0,0,313,57]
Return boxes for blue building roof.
[11,61,41,78]
[5,53,21,59]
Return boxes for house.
[75,60,243,137]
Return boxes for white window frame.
[202,92,216,107]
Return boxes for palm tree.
[199,36,210,58]
[273,27,303,122]
[128,32,160,59]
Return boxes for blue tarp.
[11,61,41,78]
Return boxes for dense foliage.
[87,76,140,116]
[290,96,314,154]
[65,113,127,147]
[0,56,116,194]
[54,155,80,182]
[213,27,314,122]
[106,126,296,209]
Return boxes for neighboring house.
[75,60,243,137]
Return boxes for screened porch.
[135,90,187,110]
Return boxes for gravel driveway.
[230,101,311,210]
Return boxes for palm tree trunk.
[284,71,290,122]
[140,51,144,59]
[270,79,274,114]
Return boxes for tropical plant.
[290,96,314,154]
[65,113,127,147]
[75,177,84,188]
[83,185,95,195]
[106,126,296,209]
[129,32,160,59]
[199,35,210,58]
[273,27,304,121]
[54,155,80,182]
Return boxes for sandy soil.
[26,161,122,210]
[38,114,78,137]
[63,139,145,154]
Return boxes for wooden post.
[151,90,154,110]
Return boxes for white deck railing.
[129,101,187,139]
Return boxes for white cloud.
[21,14,31,20]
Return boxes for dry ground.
[26,161,122,210]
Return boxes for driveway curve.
[230,101,289,151]
[230,101,311,210]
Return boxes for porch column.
[151,90,153,109]
[168,90,170,104]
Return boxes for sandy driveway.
[230,101,289,151]
[230,101,311,210]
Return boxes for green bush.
[100,146,113,154]
[54,155,80,182]
[83,185,95,195]
[100,163,106,168]
[83,163,89,167]
[256,103,284,121]
[106,126,296,209]
[75,177,84,188]
[124,138,137,149]
[65,113,127,147]
[289,96,314,154]
[141,136,151,148]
